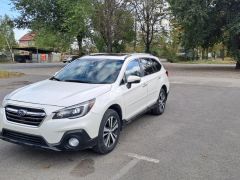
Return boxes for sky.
[0,0,29,41]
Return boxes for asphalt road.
[0,62,240,180]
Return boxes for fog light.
[68,138,80,147]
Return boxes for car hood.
[7,80,112,107]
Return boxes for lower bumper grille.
[1,129,47,147]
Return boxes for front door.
[121,59,148,120]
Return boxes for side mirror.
[126,75,141,88]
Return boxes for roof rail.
[88,52,154,61]
[89,53,130,56]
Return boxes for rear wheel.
[93,109,121,154]
[152,88,167,115]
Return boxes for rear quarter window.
[151,58,162,72]
[140,58,155,76]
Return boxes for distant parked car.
[63,55,80,63]
[15,55,32,63]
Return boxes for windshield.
[52,58,124,84]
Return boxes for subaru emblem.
[17,109,27,117]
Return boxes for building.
[15,32,61,63]
[19,32,36,48]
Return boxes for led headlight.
[53,99,95,119]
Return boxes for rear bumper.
[0,128,97,151]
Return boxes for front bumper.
[0,100,103,151]
[0,128,97,151]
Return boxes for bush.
[159,47,179,63]
[0,54,10,62]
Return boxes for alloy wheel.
[103,116,119,148]
[158,90,166,113]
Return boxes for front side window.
[53,59,124,84]
[125,59,142,78]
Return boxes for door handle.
[158,76,162,79]
[142,83,147,87]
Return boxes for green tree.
[11,0,93,55]
[35,29,72,52]
[0,15,16,62]
[130,0,166,53]
[92,0,135,53]
[219,0,240,68]
[168,0,220,59]
[168,0,240,68]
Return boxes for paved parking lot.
[0,62,240,180]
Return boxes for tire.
[152,88,167,115]
[93,109,121,154]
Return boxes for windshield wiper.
[63,79,91,83]
[50,76,61,81]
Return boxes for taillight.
[166,71,169,76]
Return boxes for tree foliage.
[34,29,71,52]
[168,0,240,67]
[130,0,166,53]
[0,15,16,61]
[11,0,93,55]
[12,0,168,54]
[92,0,135,53]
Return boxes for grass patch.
[0,71,24,79]
[177,58,235,65]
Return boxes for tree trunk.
[134,10,137,52]
[236,61,240,69]
[145,10,151,54]
[4,36,14,62]
[196,47,199,60]
[145,42,150,53]
[106,0,113,53]
[77,34,84,56]
[221,44,225,61]
[201,48,205,60]
[206,48,209,60]
[106,41,112,53]
[106,21,112,53]
[192,49,195,61]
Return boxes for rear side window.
[151,58,162,72]
[139,58,155,76]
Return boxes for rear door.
[139,58,163,106]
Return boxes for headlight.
[53,99,95,119]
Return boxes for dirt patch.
[70,158,95,177]
[0,71,24,79]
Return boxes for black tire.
[93,109,121,154]
[152,88,167,115]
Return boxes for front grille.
[5,105,46,127]
[1,129,47,146]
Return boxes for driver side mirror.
[126,75,141,89]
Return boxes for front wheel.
[93,109,121,154]
[152,88,167,115]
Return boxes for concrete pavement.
[0,62,240,180]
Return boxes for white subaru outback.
[0,53,170,154]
